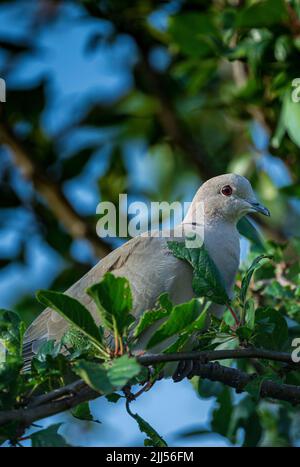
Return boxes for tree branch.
[0,380,100,430]
[138,348,299,367]
[0,120,111,258]
[1,348,299,432]
[191,361,300,405]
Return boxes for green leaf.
[254,307,288,350]
[134,293,173,338]
[156,292,173,313]
[237,217,265,249]
[176,427,211,439]
[71,402,100,423]
[236,0,287,28]
[31,423,71,447]
[36,339,61,360]
[126,404,167,447]
[134,309,168,338]
[211,387,233,438]
[0,313,24,403]
[146,299,200,349]
[240,255,270,305]
[105,393,122,403]
[73,360,113,394]
[74,356,141,393]
[105,355,141,387]
[196,378,224,399]
[228,396,262,446]
[168,12,220,58]
[280,184,300,198]
[167,240,229,304]
[0,309,25,356]
[264,281,293,300]
[245,299,256,330]
[86,273,134,336]
[236,325,253,340]
[213,335,239,367]
[36,290,102,348]
[282,91,300,148]
[150,334,192,379]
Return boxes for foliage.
[1,0,300,448]
[1,237,300,446]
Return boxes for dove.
[22,174,270,369]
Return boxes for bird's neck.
[205,218,240,294]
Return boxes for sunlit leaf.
[86,273,134,336]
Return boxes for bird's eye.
[221,185,233,196]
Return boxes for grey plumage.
[23,173,270,367]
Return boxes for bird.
[22,173,270,370]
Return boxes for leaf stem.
[226,303,240,326]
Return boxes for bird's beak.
[248,201,270,217]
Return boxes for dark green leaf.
[74,356,141,393]
[282,92,300,148]
[168,13,220,58]
[105,393,122,403]
[236,0,287,28]
[0,309,24,356]
[167,240,229,304]
[31,423,71,447]
[254,307,288,350]
[236,325,253,340]
[126,404,167,447]
[134,293,173,338]
[86,273,134,336]
[73,360,113,394]
[36,290,103,347]
[280,184,300,198]
[228,396,262,446]
[71,402,100,423]
[211,387,233,437]
[237,217,265,249]
[240,255,270,305]
[245,299,256,330]
[146,299,200,349]
[105,355,141,387]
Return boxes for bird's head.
[185,173,270,225]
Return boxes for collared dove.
[22,174,270,368]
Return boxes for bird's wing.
[23,237,146,367]
[22,227,200,368]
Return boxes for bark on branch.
[138,348,300,367]
[0,348,299,432]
